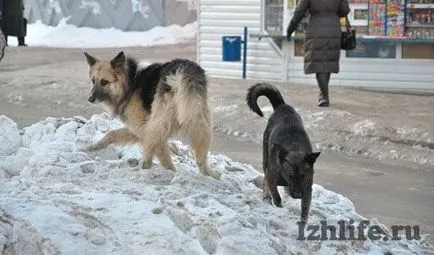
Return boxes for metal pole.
[242,26,248,79]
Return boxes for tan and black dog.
[247,83,320,222]
[83,51,220,179]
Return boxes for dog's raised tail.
[246,83,285,117]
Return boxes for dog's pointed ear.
[84,52,97,66]
[111,51,126,70]
[305,152,321,165]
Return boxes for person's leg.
[315,73,330,107]
[18,36,27,46]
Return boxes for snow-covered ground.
[7,19,196,48]
[0,114,431,254]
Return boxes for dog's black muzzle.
[88,94,97,103]
[290,191,303,199]
[88,88,103,104]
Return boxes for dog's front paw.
[274,200,283,208]
[142,160,152,169]
[263,196,272,205]
[208,170,222,180]
[200,166,221,180]
[86,143,101,152]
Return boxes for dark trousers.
[315,73,331,106]
[3,35,25,46]
[18,36,24,45]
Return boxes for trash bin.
[222,36,241,62]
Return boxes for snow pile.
[0,116,21,157]
[0,209,60,254]
[0,114,431,254]
[10,19,196,48]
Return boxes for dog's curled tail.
[246,83,285,117]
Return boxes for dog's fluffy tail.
[165,69,209,127]
[246,83,285,117]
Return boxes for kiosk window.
[264,0,284,35]
[346,41,397,58]
[402,44,434,59]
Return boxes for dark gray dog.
[246,83,320,222]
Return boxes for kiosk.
[197,0,434,89]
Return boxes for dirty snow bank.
[9,19,196,48]
[0,114,431,254]
[0,209,60,254]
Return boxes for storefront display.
[405,1,434,39]
[262,0,433,59]
[403,0,434,58]
[365,0,434,39]
[366,0,406,36]
[386,0,406,37]
[368,0,387,35]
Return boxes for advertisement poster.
[368,0,387,35]
[386,0,405,36]
[355,8,369,20]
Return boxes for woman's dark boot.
[316,73,330,107]
[18,37,27,46]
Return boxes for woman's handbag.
[341,16,356,50]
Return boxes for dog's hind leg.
[155,141,175,171]
[87,127,138,151]
[262,132,273,204]
[190,125,221,179]
[300,189,312,222]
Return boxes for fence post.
[242,26,248,79]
